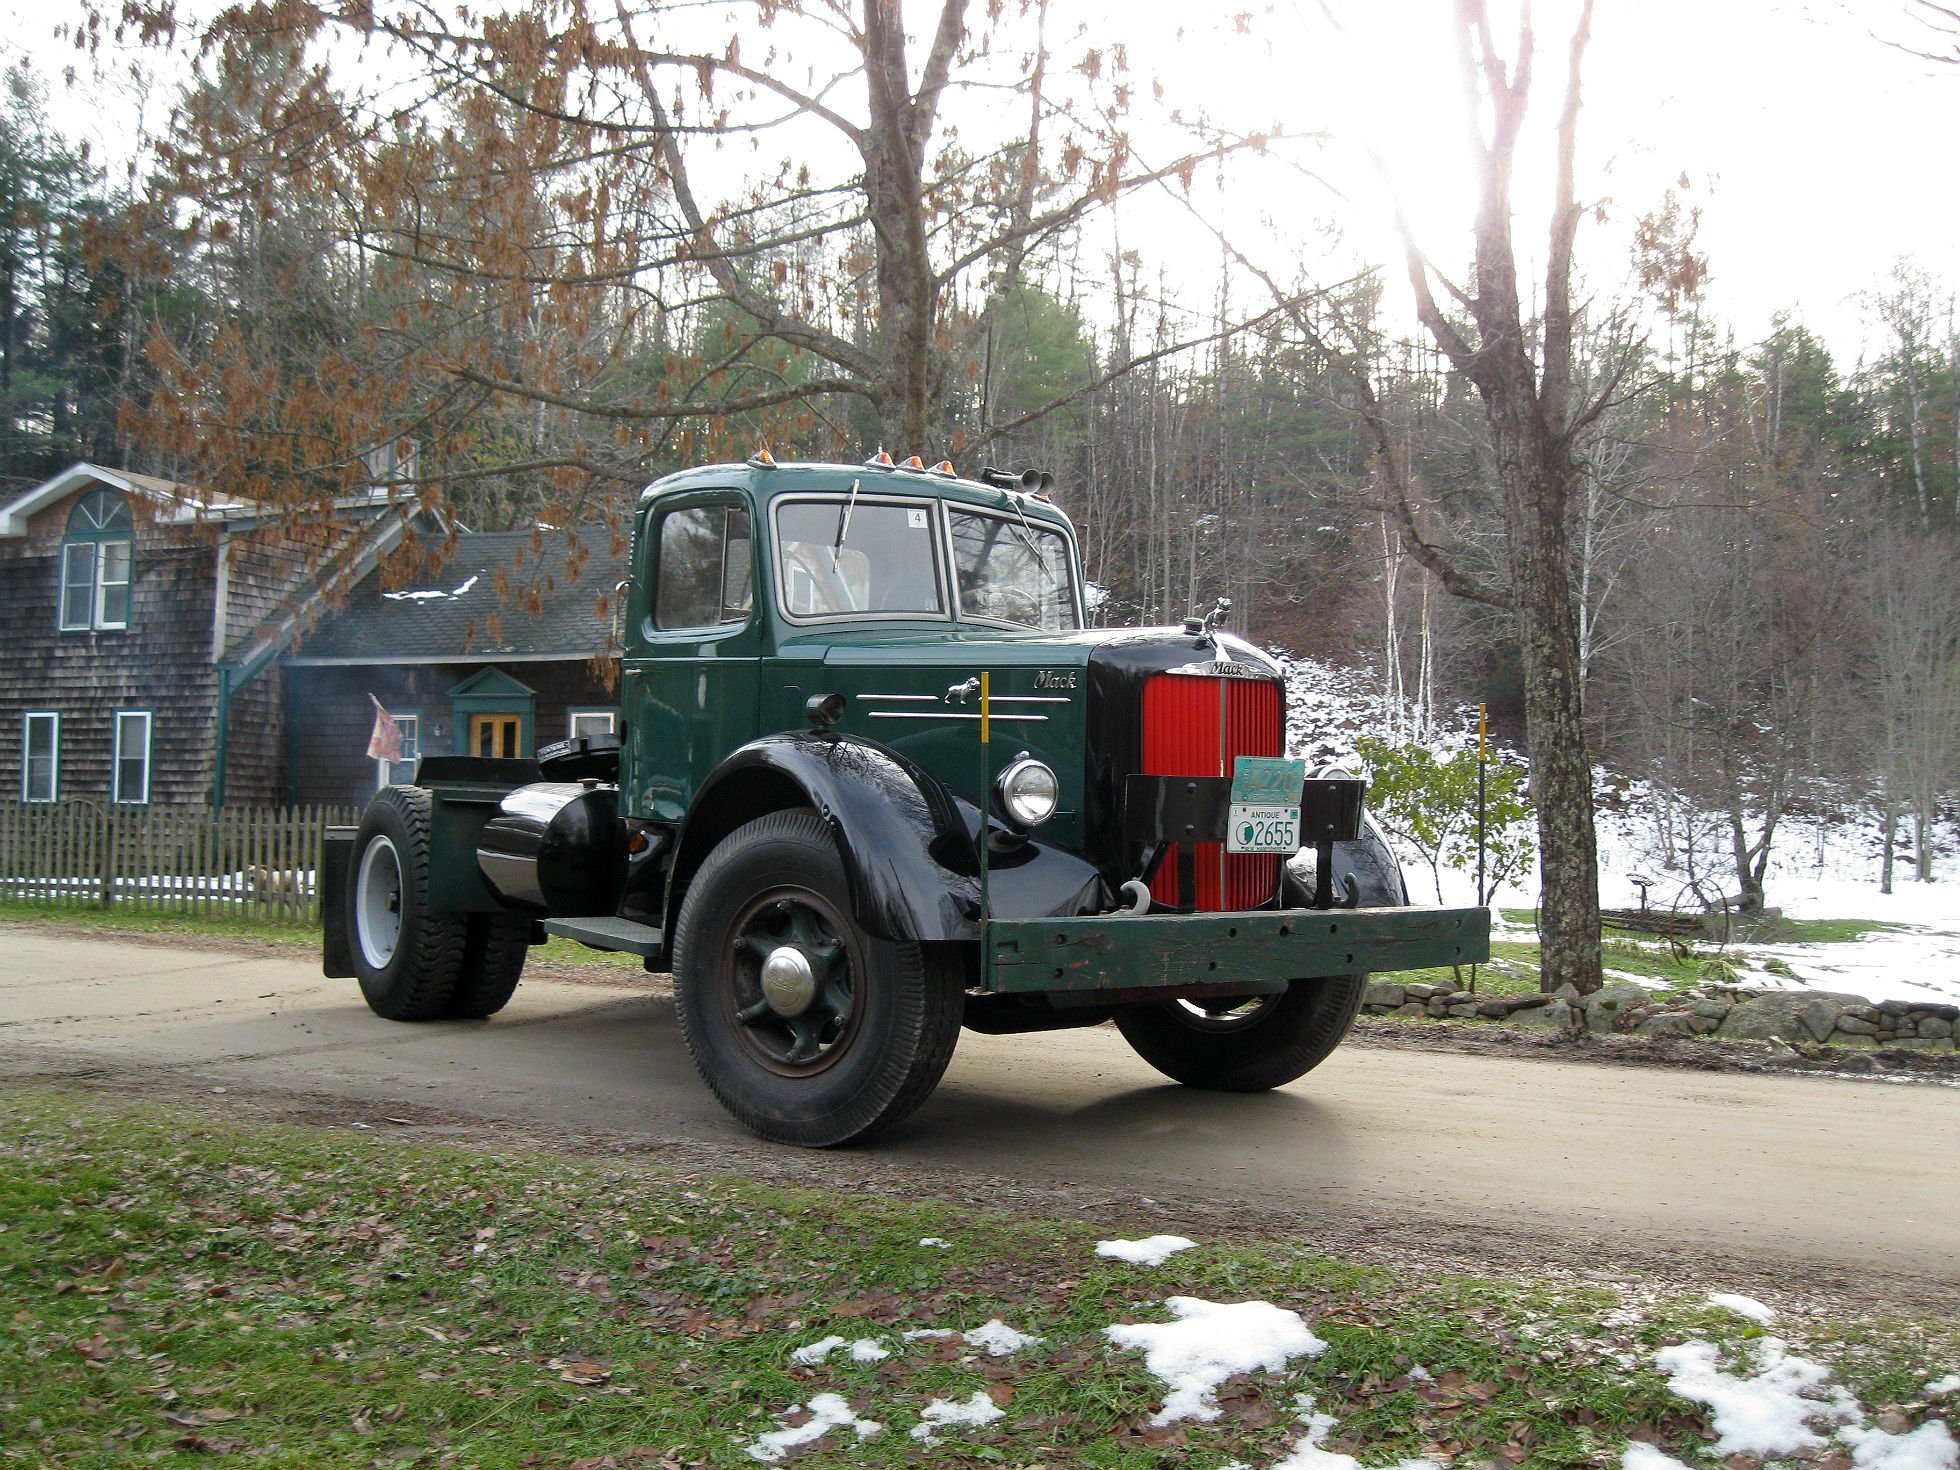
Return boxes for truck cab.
[323,455,1490,1147]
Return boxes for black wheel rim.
[719,887,864,1076]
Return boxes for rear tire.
[1113,974,1368,1091]
[448,914,531,1019]
[348,786,467,1021]
[672,810,962,1147]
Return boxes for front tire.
[1113,974,1368,1091]
[671,811,962,1147]
[348,786,468,1020]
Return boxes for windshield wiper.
[831,478,861,570]
[1000,489,1046,560]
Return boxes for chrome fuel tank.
[476,781,626,916]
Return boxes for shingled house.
[0,462,404,809]
[281,529,625,805]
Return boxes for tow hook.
[1119,880,1152,916]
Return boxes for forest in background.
[2,0,1956,916]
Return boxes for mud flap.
[321,826,357,978]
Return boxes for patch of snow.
[381,588,450,602]
[450,573,480,596]
[908,1390,1003,1444]
[789,1335,888,1366]
[1707,1293,1777,1325]
[901,1328,954,1341]
[1606,968,1673,990]
[1621,1444,1698,1470]
[1105,1296,1328,1424]
[1927,1376,1960,1396]
[1263,1394,1442,1470]
[1406,1364,1434,1383]
[1838,1420,1960,1469]
[744,1392,882,1461]
[1279,656,1960,1005]
[1655,1338,1861,1456]
[1096,1234,1198,1266]
[963,1319,1042,1356]
[918,1236,952,1248]
[790,1335,846,1366]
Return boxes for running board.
[542,916,666,958]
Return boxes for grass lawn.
[2,1089,1954,1468]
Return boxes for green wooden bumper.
[983,905,1491,994]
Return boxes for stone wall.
[1362,978,1958,1051]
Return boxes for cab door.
[619,492,761,823]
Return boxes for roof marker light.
[864,448,895,469]
[930,459,957,477]
[902,454,925,471]
[747,446,778,468]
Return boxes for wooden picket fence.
[0,801,361,925]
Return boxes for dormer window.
[59,488,134,632]
[362,438,419,485]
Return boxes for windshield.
[948,506,1080,631]
[774,498,945,619]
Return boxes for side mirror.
[610,577,630,651]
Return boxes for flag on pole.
[366,693,403,764]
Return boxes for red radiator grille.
[1141,674,1284,910]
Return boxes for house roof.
[0,461,398,537]
[285,529,626,665]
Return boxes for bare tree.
[104,0,1288,526]
[1323,0,1624,991]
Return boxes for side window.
[654,504,753,630]
[22,712,58,803]
[59,488,134,633]
[113,710,152,805]
[377,712,421,788]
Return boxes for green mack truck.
[322,454,1489,1147]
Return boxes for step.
[542,916,666,957]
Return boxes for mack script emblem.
[1034,669,1077,689]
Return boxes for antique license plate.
[1226,756,1306,854]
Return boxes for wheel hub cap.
[760,945,818,1017]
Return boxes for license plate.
[1228,804,1300,854]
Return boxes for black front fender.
[671,732,1106,944]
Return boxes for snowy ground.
[1282,657,1960,1008]
[747,1236,1959,1469]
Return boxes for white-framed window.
[568,708,617,739]
[377,712,421,788]
[59,488,134,632]
[362,438,419,485]
[21,711,58,803]
[112,710,152,806]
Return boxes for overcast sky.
[7,0,1955,368]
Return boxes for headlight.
[995,757,1059,828]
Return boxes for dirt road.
[4,927,1955,1306]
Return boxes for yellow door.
[469,713,522,759]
